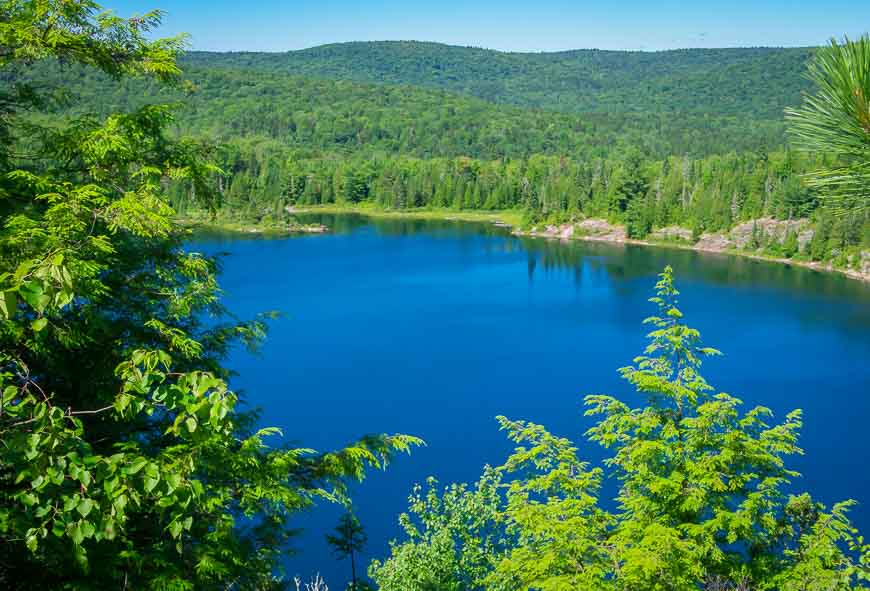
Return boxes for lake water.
[193,214,870,586]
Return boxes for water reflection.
[237,212,870,303]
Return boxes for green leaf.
[69,522,85,545]
[2,386,17,404]
[164,472,182,494]
[19,281,50,313]
[168,519,183,539]
[55,288,74,308]
[144,476,160,494]
[77,469,92,488]
[31,317,48,332]
[76,498,95,518]
[25,530,38,553]
[0,290,16,319]
[127,457,148,475]
[63,495,80,512]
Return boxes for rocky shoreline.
[239,223,328,234]
[180,217,330,236]
[277,206,870,283]
[507,217,870,283]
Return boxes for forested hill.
[31,63,787,159]
[182,42,814,117]
[22,42,816,161]
[19,40,867,269]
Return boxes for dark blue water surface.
[193,215,870,586]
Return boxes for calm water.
[193,215,870,586]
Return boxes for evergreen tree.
[626,195,653,238]
[326,512,368,591]
[782,227,800,258]
[371,269,869,590]
[786,35,870,214]
[612,150,650,214]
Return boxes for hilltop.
[183,41,814,117]
[20,41,816,161]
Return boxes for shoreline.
[226,205,870,284]
[289,204,526,226]
[527,228,870,284]
[176,216,328,236]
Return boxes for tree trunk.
[350,550,357,590]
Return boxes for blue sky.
[111,0,868,52]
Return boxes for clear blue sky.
[110,0,869,52]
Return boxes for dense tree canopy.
[0,3,419,589]
[19,59,790,160]
[182,42,814,119]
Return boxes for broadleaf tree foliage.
[371,268,870,591]
[0,2,421,589]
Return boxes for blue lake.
[193,214,870,586]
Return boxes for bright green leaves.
[126,457,148,475]
[25,529,40,553]
[143,463,161,494]
[68,520,96,546]
[373,267,868,591]
[167,515,193,540]
[370,470,508,591]
[0,288,17,318]
[68,462,93,489]
[591,268,867,588]
[618,266,720,408]
[0,1,184,82]
[490,417,611,591]
[1,2,421,587]
[8,428,200,557]
[0,245,76,338]
[4,327,421,585]
[18,280,51,314]
[76,498,95,519]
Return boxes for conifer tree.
[786,35,870,214]
[371,268,869,590]
[326,512,368,591]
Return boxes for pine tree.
[786,35,870,214]
[327,512,368,591]
[782,227,800,258]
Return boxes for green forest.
[15,34,868,272]
[1,1,869,590]
[180,42,813,118]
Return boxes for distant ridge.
[194,39,812,56]
[183,40,814,117]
